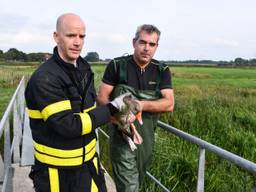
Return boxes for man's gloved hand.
[110,92,131,111]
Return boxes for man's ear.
[132,38,136,48]
[53,32,59,44]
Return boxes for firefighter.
[25,13,130,192]
[97,24,175,192]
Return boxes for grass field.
[0,64,256,191]
[144,67,256,191]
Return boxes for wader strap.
[48,167,60,192]
[113,57,128,84]
[114,56,164,98]
[153,62,168,97]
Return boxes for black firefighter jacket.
[25,48,111,168]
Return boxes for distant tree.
[0,50,3,59]
[26,52,46,62]
[234,57,247,66]
[4,48,26,61]
[84,52,99,62]
[249,59,256,66]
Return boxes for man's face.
[133,31,158,66]
[54,18,85,64]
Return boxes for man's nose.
[74,36,81,46]
[143,43,150,51]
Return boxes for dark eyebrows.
[138,39,157,47]
[65,33,86,38]
[79,34,86,38]
[149,42,157,47]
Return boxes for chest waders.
[109,57,165,192]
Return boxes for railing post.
[4,119,10,172]
[13,79,25,163]
[13,99,21,163]
[0,155,4,183]
[96,129,100,158]
[197,147,205,192]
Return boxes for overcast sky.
[1,0,256,61]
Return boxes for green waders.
[109,85,161,192]
[110,65,164,192]
[109,57,167,192]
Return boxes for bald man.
[25,13,127,192]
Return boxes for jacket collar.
[52,46,90,71]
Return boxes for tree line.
[0,48,49,62]
[0,48,102,63]
[165,58,256,67]
[1,48,256,66]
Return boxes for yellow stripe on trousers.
[48,167,60,192]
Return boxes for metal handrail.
[98,120,256,192]
[0,77,26,192]
[98,128,170,192]
[157,121,256,173]
[0,77,25,137]
[157,121,256,192]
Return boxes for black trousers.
[29,157,107,192]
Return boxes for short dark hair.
[134,24,161,42]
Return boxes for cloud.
[84,32,131,58]
[0,30,52,52]
[0,13,29,33]
[107,34,130,44]
[88,32,130,44]
[212,38,240,48]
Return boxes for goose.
[112,95,143,151]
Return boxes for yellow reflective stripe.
[35,152,83,166]
[91,179,98,192]
[84,147,96,162]
[78,113,92,135]
[34,139,96,158]
[27,108,43,119]
[48,168,60,192]
[27,103,95,120]
[85,139,97,154]
[83,105,96,113]
[92,156,98,173]
[41,100,71,121]
[35,147,96,167]
[34,141,83,158]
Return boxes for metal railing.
[98,127,171,192]
[0,77,26,192]
[98,120,256,192]
[157,121,256,192]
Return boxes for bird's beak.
[136,112,143,125]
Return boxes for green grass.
[172,67,256,88]
[1,64,256,191]
[143,67,256,191]
[0,87,15,117]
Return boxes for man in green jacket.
[97,24,175,192]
